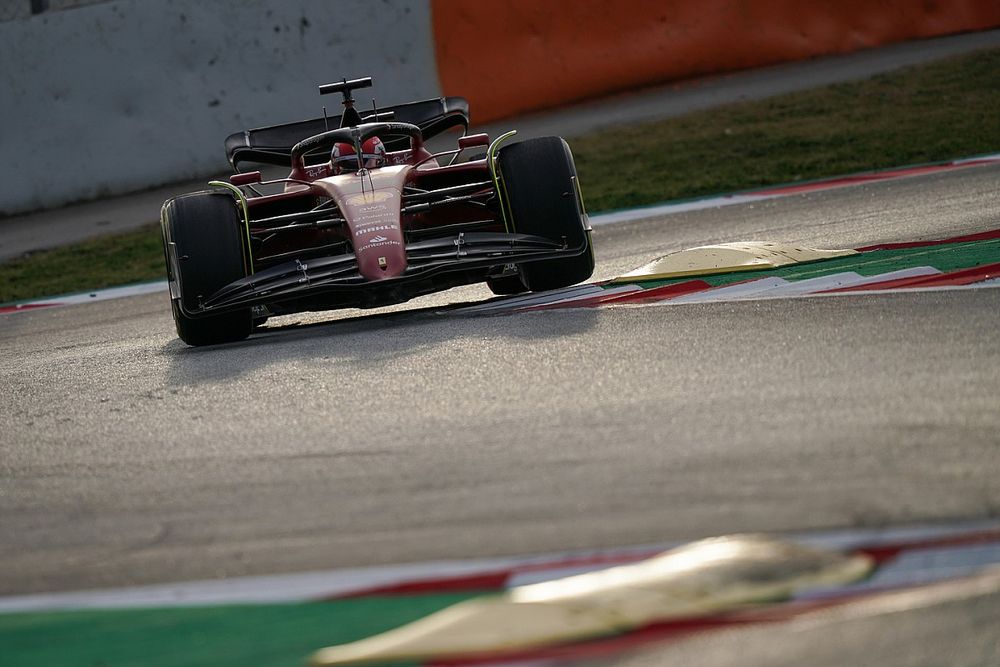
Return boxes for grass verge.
[571,48,1000,211]
[0,223,164,304]
[0,593,478,667]
[1,48,997,304]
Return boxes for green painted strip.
[625,238,1000,290]
[0,593,480,667]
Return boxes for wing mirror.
[230,171,262,186]
[458,133,490,150]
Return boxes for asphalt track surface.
[2,164,999,608]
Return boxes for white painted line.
[668,277,789,303]
[823,265,941,287]
[812,281,1000,298]
[744,268,939,299]
[590,193,772,226]
[636,267,952,306]
[456,285,602,313]
[953,153,1000,165]
[802,544,1000,600]
[741,272,870,298]
[589,155,1000,227]
[646,279,1000,307]
[47,280,168,305]
[0,521,995,614]
[792,569,1000,625]
[1,280,167,314]
[0,555,554,613]
[521,284,643,309]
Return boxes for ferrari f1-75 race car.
[160,77,595,346]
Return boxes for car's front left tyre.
[161,192,252,346]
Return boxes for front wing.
[172,231,588,316]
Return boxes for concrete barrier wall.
[1,0,998,215]
[431,0,1000,123]
[0,0,440,215]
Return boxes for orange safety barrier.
[431,0,1000,123]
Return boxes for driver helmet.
[331,137,387,173]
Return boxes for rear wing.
[225,97,470,170]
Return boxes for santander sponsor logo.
[359,236,403,252]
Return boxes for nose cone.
[353,213,408,280]
[318,168,410,281]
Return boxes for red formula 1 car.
[160,77,594,346]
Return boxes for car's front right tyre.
[161,192,252,346]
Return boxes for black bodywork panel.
[178,232,587,316]
[225,97,470,170]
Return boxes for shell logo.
[345,191,395,206]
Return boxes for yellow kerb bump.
[612,242,857,283]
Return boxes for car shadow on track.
[160,296,600,387]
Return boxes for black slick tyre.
[497,137,595,291]
[161,192,252,346]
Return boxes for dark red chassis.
[160,77,594,345]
